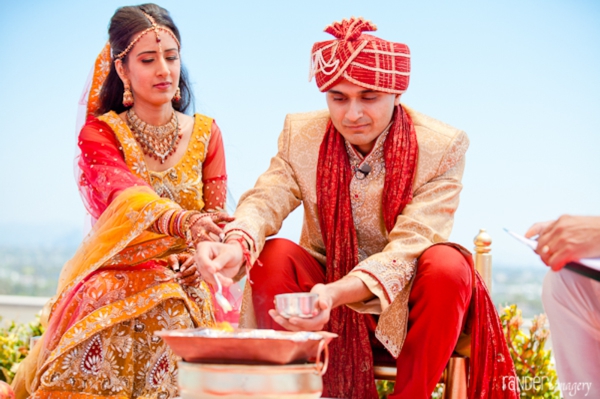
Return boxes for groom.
[195,17,517,399]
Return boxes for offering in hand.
[274,293,318,319]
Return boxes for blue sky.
[0,0,599,267]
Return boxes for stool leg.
[443,357,467,399]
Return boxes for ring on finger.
[541,245,550,254]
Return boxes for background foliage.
[0,317,44,383]
[377,304,559,398]
[500,304,560,399]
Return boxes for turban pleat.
[310,17,411,94]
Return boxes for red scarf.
[316,105,418,399]
[469,272,521,398]
[442,243,520,399]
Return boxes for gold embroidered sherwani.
[225,106,469,356]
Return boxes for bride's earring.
[123,80,134,107]
[173,87,181,102]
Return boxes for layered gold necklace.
[127,109,182,164]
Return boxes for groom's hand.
[194,241,244,287]
[269,284,333,331]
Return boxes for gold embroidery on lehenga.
[33,113,218,399]
[100,111,213,211]
[38,299,197,398]
[54,202,170,310]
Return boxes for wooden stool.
[373,355,468,399]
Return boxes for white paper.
[504,228,600,272]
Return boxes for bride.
[12,4,231,398]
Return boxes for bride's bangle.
[184,213,215,246]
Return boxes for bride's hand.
[168,253,201,287]
[189,212,235,243]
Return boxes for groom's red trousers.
[250,238,473,399]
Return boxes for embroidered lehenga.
[12,110,227,399]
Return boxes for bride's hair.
[97,3,193,115]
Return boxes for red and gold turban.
[310,17,411,94]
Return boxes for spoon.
[213,273,233,313]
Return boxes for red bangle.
[173,211,185,238]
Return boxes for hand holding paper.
[506,228,600,272]
[506,214,600,282]
[523,215,600,271]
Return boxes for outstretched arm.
[269,276,374,331]
[222,114,304,263]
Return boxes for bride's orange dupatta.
[12,117,214,398]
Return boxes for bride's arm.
[201,121,227,212]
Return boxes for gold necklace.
[127,109,182,164]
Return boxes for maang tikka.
[114,12,181,60]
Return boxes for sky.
[0,0,599,267]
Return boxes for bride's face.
[116,30,181,108]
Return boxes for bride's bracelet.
[184,212,215,246]
[187,212,213,231]
[151,209,177,236]
[152,210,205,241]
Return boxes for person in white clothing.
[526,215,600,397]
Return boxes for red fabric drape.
[316,105,418,399]
[468,272,520,399]
[76,116,151,220]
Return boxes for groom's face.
[326,80,400,156]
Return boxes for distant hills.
[0,222,550,317]
[0,222,83,249]
[0,221,550,318]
